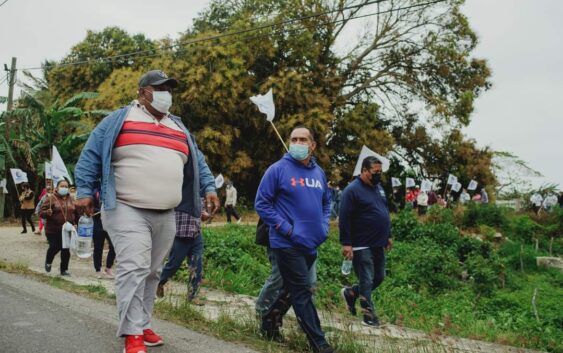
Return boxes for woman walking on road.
[39,179,78,276]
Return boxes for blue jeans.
[351,247,386,315]
[264,248,327,349]
[255,247,317,316]
[159,235,204,299]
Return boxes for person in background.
[437,195,447,208]
[19,182,36,234]
[427,189,438,207]
[92,187,115,279]
[339,156,392,327]
[69,185,77,200]
[39,179,78,276]
[157,198,209,304]
[417,190,428,215]
[225,181,242,224]
[459,188,471,205]
[480,187,489,205]
[35,183,52,235]
[405,187,416,208]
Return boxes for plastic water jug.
[77,215,94,258]
[341,259,353,276]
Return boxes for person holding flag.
[18,183,36,234]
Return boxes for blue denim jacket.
[74,104,216,218]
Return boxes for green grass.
[172,207,563,353]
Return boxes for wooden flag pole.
[269,121,289,152]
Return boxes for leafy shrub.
[499,241,538,272]
[425,206,455,225]
[462,203,508,228]
[457,236,493,262]
[391,209,419,241]
[508,215,544,243]
[387,239,461,293]
[464,254,503,297]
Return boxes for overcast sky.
[1,0,561,189]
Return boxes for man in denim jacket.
[74,70,218,353]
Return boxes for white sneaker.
[95,271,103,279]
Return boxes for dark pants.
[351,247,386,316]
[418,205,427,216]
[45,231,70,273]
[159,235,204,299]
[264,248,327,350]
[21,209,35,232]
[93,216,115,272]
[225,205,240,223]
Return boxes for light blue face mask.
[58,187,69,196]
[289,143,310,161]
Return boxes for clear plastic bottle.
[341,259,353,276]
[76,215,94,259]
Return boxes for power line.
[0,0,10,8]
[21,0,446,71]
[22,0,390,71]
[0,74,8,86]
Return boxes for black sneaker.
[45,263,52,273]
[362,314,380,327]
[340,287,357,316]
[60,271,71,277]
[21,230,27,234]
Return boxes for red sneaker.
[124,335,146,353]
[143,328,164,347]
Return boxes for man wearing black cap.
[75,70,219,353]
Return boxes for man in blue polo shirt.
[255,125,334,353]
[339,156,392,327]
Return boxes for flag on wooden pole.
[467,180,478,191]
[391,177,401,187]
[405,178,415,188]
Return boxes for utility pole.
[1,57,16,221]
[5,57,16,142]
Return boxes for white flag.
[10,168,28,184]
[451,182,462,192]
[405,177,416,188]
[391,177,402,187]
[447,174,457,185]
[352,145,390,176]
[52,146,72,184]
[215,174,225,189]
[467,180,478,191]
[45,161,53,179]
[250,88,275,122]
[421,179,433,192]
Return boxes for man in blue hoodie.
[255,126,333,353]
[339,156,392,327]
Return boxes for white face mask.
[150,91,172,114]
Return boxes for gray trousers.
[102,202,175,337]
[255,247,317,317]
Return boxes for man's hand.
[45,209,53,217]
[74,197,94,216]
[342,245,353,260]
[206,193,220,216]
[386,238,393,251]
[201,210,211,222]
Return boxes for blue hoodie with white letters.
[255,154,331,254]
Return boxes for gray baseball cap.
[138,70,178,88]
